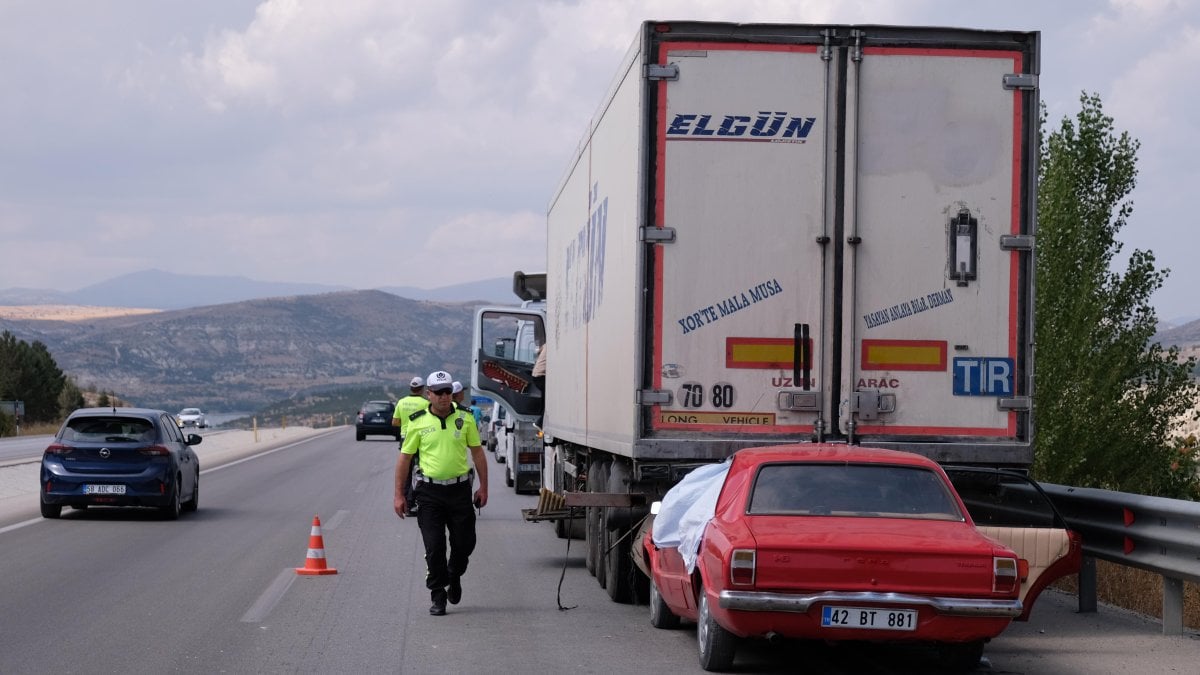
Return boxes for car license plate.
[821,606,917,631]
[84,484,126,495]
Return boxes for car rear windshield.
[62,417,156,443]
[747,463,963,521]
[363,402,393,413]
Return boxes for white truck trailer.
[472,21,1040,603]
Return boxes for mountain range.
[0,269,516,309]
[1,269,1196,414]
[0,290,484,411]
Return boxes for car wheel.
[182,469,199,512]
[649,576,681,629]
[160,476,182,520]
[505,465,514,488]
[356,431,365,441]
[697,590,737,671]
[40,499,62,519]
[937,640,984,671]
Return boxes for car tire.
[649,576,681,629]
[160,476,182,520]
[697,590,737,672]
[505,465,514,488]
[356,431,365,441]
[182,470,199,512]
[40,500,62,519]
[937,640,984,671]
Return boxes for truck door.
[841,39,1036,454]
[472,307,545,420]
[649,40,833,438]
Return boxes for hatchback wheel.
[160,476,182,520]
[697,591,737,671]
[182,470,199,512]
[40,499,62,519]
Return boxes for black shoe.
[429,589,447,616]
[448,577,462,605]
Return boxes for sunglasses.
[430,388,453,396]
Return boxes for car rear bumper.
[41,463,176,507]
[720,589,1022,618]
[356,424,399,437]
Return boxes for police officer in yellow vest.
[394,370,489,616]
[392,376,431,514]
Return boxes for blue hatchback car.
[40,407,202,520]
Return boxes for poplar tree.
[1034,93,1199,498]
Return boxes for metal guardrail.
[1040,483,1200,636]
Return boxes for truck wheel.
[586,459,609,583]
[603,463,634,604]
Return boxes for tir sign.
[952,358,1013,396]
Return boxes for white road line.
[0,517,43,535]
[240,568,297,623]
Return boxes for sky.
[1,0,1198,320]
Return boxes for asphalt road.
[0,428,1196,674]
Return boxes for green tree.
[58,377,85,417]
[0,330,68,423]
[1034,93,1199,497]
[97,391,110,407]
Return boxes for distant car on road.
[40,407,202,520]
[641,444,1081,672]
[356,400,399,441]
[176,408,207,428]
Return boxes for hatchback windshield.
[61,417,156,443]
[747,463,963,521]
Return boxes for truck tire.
[603,461,634,604]
[586,459,608,582]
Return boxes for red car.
[640,445,1081,671]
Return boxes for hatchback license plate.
[84,484,126,495]
[821,606,917,631]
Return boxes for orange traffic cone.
[296,514,338,575]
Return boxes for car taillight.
[993,556,1020,593]
[44,443,73,456]
[730,548,756,586]
[139,445,170,456]
[357,412,365,422]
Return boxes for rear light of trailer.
[517,452,540,465]
[730,548,756,586]
[993,556,1019,593]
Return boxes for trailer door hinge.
[1003,73,1038,90]
[640,226,676,243]
[637,390,673,406]
[1000,234,1034,251]
[998,397,1031,412]
[645,64,679,81]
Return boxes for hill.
[0,269,516,310]
[0,290,484,411]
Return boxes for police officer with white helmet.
[394,370,488,616]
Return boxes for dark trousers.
[414,480,476,597]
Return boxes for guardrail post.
[1162,575,1183,636]
[1077,555,1097,613]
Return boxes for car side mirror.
[186,434,203,445]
